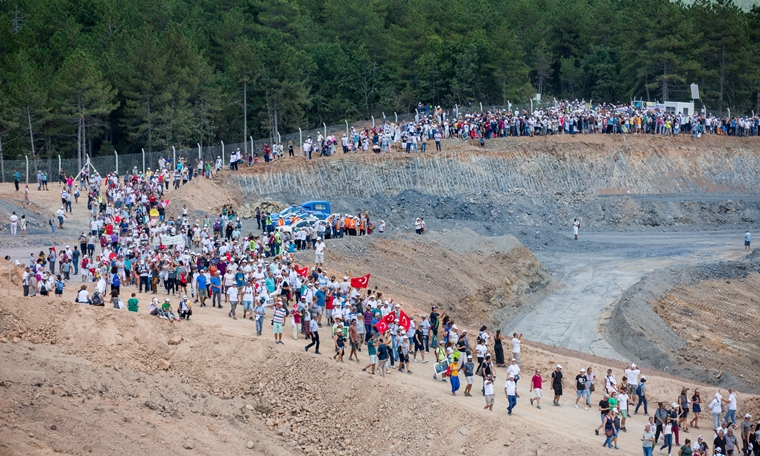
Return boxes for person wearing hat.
[483,372,495,411]
[396,334,412,374]
[332,320,346,362]
[740,413,753,455]
[178,295,191,320]
[504,373,519,415]
[412,321,427,364]
[462,355,475,396]
[634,375,648,415]
[314,237,326,268]
[551,364,564,406]
[429,305,443,348]
[575,368,588,409]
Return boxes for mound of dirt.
[306,230,553,328]
[606,256,760,393]
[167,177,241,219]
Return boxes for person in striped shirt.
[272,300,287,344]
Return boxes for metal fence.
[0,102,554,183]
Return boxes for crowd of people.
[6,107,760,456]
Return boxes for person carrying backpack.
[634,376,648,415]
[54,275,65,298]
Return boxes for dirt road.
[509,230,746,360]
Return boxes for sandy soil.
[2,260,758,456]
[652,271,760,388]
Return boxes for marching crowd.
[7,109,760,456]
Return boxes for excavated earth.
[3,134,760,454]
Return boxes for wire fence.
[0,100,559,184]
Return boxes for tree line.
[0,0,758,161]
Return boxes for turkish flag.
[398,310,411,331]
[374,320,389,333]
[295,266,309,277]
[382,312,396,326]
[350,274,370,289]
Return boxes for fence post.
[345,120,349,137]
[323,123,326,139]
[0,137,4,183]
[198,143,202,160]
[250,136,254,157]
[298,128,302,156]
[394,112,398,124]
[172,146,176,169]
[25,155,29,184]
[480,102,483,113]
[221,141,225,166]
[114,151,118,175]
[277,132,281,146]
[57,155,61,175]
[530,99,533,113]
[371,116,375,128]
[141,148,145,174]
[382,112,386,123]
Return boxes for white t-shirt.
[226,286,238,302]
[315,241,326,255]
[618,393,629,410]
[507,364,521,379]
[475,344,487,359]
[484,381,494,396]
[505,380,517,396]
[728,393,737,410]
[10,214,18,223]
[511,337,521,353]
[624,368,640,385]
[77,290,89,302]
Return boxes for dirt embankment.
[606,254,760,393]
[319,229,553,328]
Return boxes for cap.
[580,368,586,372]
[611,407,618,413]
[697,435,703,440]
[671,402,678,408]
[557,364,562,369]
[746,413,752,418]
[452,325,458,329]
[343,276,348,280]
[640,375,646,380]
[631,363,636,368]
[395,304,400,308]
[467,355,472,359]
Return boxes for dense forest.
[0,0,759,160]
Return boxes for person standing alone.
[745,230,751,251]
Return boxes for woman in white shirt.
[76,285,90,304]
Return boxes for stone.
[156,359,171,370]
[50,424,57,431]
[29,335,42,344]
[168,336,183,346]
[183,439,194,449]
[245,404,254,411]
[458,428,468,436]
[246,441,254,449]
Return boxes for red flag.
[382,312,396,326]
[295,266,309,277]
[350,274,370,289]
[374,320,389,333]
[398,310,411,331]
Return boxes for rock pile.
[238,200,285,219]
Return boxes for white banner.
[151,234,184,246]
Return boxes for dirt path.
[510,230,747,360]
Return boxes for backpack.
[91,292,103,305]
[636,382,644,397]
[55,281,64,292]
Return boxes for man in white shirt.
[9,212,18,236]
[624,363,641,402]
[723,388,738,426]
[507,359,521,388]
[511,332,523,364]
[504,374,519,415]
[314,237,326,267]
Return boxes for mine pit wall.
[605,258,760,394]
[232,141,760,200]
